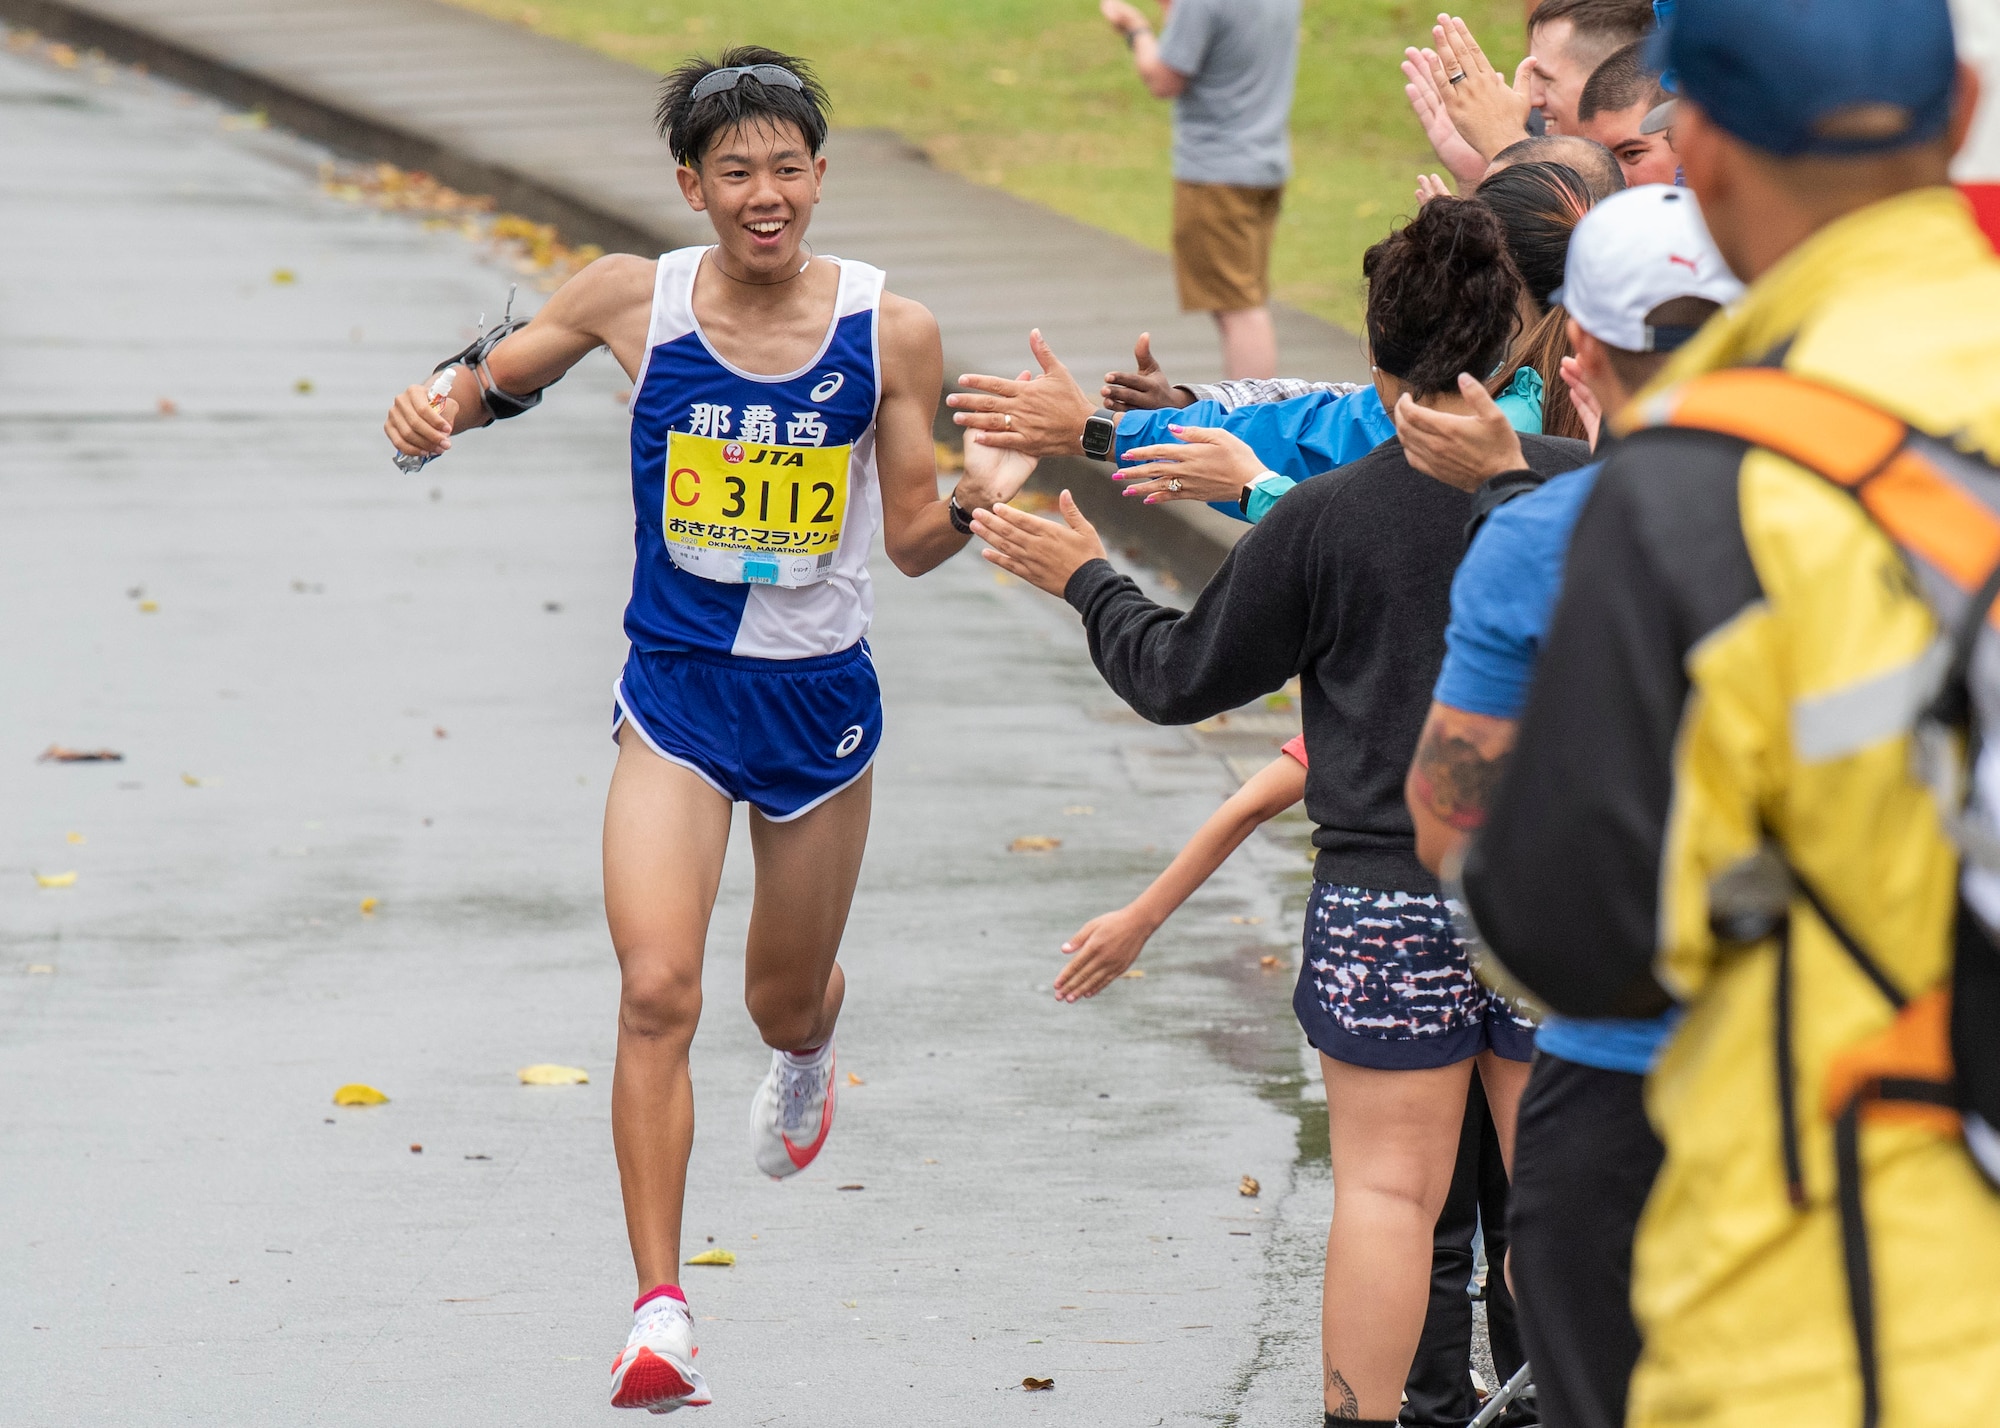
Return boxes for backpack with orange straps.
[1632,365,2000,1428]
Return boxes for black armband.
[435,318,544,421]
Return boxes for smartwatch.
[948,494,975,535]
[1081,406,1118,462]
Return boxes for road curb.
[0,0,1295,588]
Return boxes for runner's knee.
[743,981,824,1049]
[619,960,702,1043]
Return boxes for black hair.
[1474,161,1595,311]
[1491,134,1624,200]
[1362,198,1523,398]
[1577,38,1666,124]
[655,46,831,167]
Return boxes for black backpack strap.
[1464,469,1546,542]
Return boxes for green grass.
[442,0,1526,331]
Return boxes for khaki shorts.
[1172,180,1284,312]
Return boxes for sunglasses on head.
[690,64,805,104]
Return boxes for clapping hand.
[949,329,1098,458]
[1102,332,1192,412]
[1422,14,1534,161]
[955,421,1040,514]
[1416,172,1455,205]
[1559,355,1603,449]
[1116,425,1266,504]
[1402,47,1490,188]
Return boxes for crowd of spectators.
[950,0,2000,1425]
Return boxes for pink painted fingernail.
[1168,425,1184,434]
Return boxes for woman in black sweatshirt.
[974,199,1591,1428]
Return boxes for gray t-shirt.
[1158,0,1300,188]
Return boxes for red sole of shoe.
[612,1347,695,1408]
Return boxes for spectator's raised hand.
[972,490,1107,597]
[1416,172,1455,205]
[949,329,1097,457]
[1402,48,1489,189]
[1116,425,1265,504]
[1424,14,1533,161]
[1102,333,1192,411]
[1393,373,1527,493]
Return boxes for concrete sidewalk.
[0,0,1373,586]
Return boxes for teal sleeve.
[1492,366,1545,435]
[1243,475,1295,524]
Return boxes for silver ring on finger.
[1166,478,1182,492]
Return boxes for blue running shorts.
[1294,882,1537,1070]
[614,641,882,821]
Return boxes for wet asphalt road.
[0,37,1341,1427]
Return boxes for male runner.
[383,47,1032,1414]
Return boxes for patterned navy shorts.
[1294,882,1536,1070]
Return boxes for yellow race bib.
[662,430,851,587]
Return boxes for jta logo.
[722,442,745,464]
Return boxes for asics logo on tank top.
[625,248,888,662]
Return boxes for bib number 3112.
[662,431,851,588]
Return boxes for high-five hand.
[955,427,1039,513]
[1116,425,1266,504]
[972,491,1107,597]
[948,330,1097,457]
[1102,332,1191,412]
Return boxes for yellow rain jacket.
[1463,187,2000,1426]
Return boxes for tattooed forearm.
[1409,713,1515,831]
[1324,1361,1361,1419]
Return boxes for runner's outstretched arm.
[383,254,657,457]
[874,293,1036,576]
[1056,752,1306,1001]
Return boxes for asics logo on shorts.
[835,725,865,758]
[810,372,845,402]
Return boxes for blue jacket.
[1114,387,1397,521]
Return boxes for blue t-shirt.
[1435,463,1682,1075]
[1115,386,1397,521]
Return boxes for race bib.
[662,431,850,588]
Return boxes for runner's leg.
[604,723,733,1292]
[742,769,872,1050]
[1320,1054,1477,1421]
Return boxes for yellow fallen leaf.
[1230,915,1264,925]
[139,600,159,613]
[684,1248,735,1267]
[1120,968,1145,979]
[1239,1174,1261,1198]
[181,773,202,786]
[518,1063,589,1085]
[27,964,55,975]
[841,1298,858,1308]
[1022,1376,1054,1391]
[34,871,77,888]
[66,831,86,844]
[359,897,379,915]
[1259,954,1283,970]
[294,378,314,395]
[1063,805,1094,816]
[271,268,296,285]
[1009,835,1061,853]
[333,1083,388,1106]
[846,1071,864,1086]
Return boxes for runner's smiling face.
[675,120,826,277]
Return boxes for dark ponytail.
[1473,161,1594,311]
[1363,198,1523,399]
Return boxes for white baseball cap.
[1550,184,1743,353]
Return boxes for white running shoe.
[610,1297,711,1414]
[749,1041,837,1179]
